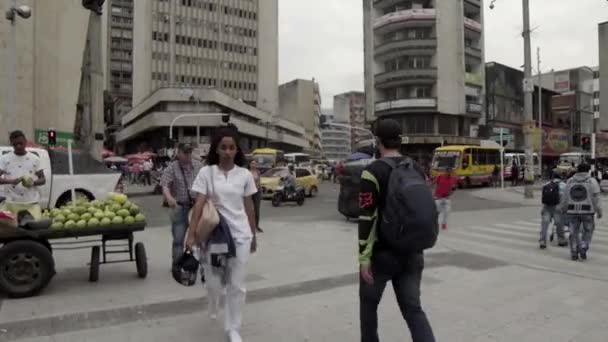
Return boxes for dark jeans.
[252,192,261,228]
[170,205,190,269]
[360,253,435,342]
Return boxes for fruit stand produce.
[0,193,148,298]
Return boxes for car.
[0,147,123,209]
[260,167,320,199]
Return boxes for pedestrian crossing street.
[442,217,608,264]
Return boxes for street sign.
[523,78,534,93]
[401,136,409,144]
[35,129,74,147]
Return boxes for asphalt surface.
[131,182,523,228]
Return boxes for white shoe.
[226,330,242,342]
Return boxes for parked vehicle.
[503,153,540,180]
[431,145,500,188]
[260,167,320,198]
[271,178,305,207]
[0,147,123,209]
[555,152,592,176]
[251,148,286,174]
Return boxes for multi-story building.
[320,113,351,162]
[599,22,608,132]
[485,62,563,160]
[334,91,367,150]
[363,0,485,160]
[278,79,323,156]
[131,0,277,115]
[116,0,306,154]
[103,0,134,124]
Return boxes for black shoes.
[571,254,579,261]
[579,249,587,261]
[539,241,547,249]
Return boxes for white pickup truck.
[0,147,122,209]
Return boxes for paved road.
[131,182,523,228]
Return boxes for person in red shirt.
[434,167,457,230]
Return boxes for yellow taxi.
[260,167,319,199]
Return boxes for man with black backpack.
[358,119,437,342]
[540,172,567,249]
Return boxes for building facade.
[320,113,351,162]
[278,79,322,156]
[334,91,367,150]
[485,62,564,159]
[131,0,278,114]
[363,0,485,159]
[103,0,135,124]
[599,22,608,132]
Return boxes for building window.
[438,116,457,135]
[415,86,431,98]
[409,56,431,69]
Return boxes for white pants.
[203,238,251,333]
[436,198,451,226]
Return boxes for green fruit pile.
[42,192,146,230]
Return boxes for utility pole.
[522,0,534,198]
[537,47,543,180]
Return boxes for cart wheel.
[135,242,147,278]
[89,246,100,282]
[0,240,55,298]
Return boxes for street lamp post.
[4,1,32,141]
[490,0,534,198]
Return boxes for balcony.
[375,98,437,112]
[465,46,482,60]
[465,72,483,87]
[375,68,437,87]
[464,0,481,7]
[374,9,436,32]
[466,102,483,114]
[464,17,482,33]
[374,38,437,58]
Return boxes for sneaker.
[571,254,579,261]
[441,224,447,230]
[558,239,568,247]
[539,241,547,249]
[580,249,587,261]
[226,330,242,342]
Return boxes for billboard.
[554,72,570,93]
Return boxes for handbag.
[191,166,220,243]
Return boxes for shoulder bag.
[191,166,220,243]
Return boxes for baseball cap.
[374,119,402,140]
[178,143,193,153]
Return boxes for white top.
[0,151,43,204]
[142,160,153,172]
[191,165,257,240]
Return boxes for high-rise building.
[116,0,307,154]
[599,22,608,132]
[363,0,485,159]
[333,91,366,149]
[320,113,351,162]
[131,0,277,115]
[278,79,322,156]
[103,0,134,124]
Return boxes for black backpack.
[379,158,439,254]
[541,181,560,206]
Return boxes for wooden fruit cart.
[0,222,147,298]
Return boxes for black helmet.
[172,249,199,286]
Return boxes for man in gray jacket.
[560,163,602,261]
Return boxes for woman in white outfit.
[186,127,258,342]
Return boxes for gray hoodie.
[560,172,602,217]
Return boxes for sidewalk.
[123,184,155,197]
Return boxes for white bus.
[285,153,311,167]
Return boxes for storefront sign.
[532,127,569,156]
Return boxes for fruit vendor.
[0,130,46,220]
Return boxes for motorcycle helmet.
[172,249,199,286]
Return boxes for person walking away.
[132,162,141,185]
[186,127,258,342]
[492,164,500,187]
[248,159,263,233]
[358,119,436,342]
[434,167,457,230]
[161,144,202,275]
[0,131,46,220]
[539,172,567,249]
[335,161,344,184]
[511,161,519,186]
[560,163,602,261]
[143,159,153,186]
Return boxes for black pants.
[360,254,435,342]
[252,192,261,229]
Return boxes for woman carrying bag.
[186,127,258,342]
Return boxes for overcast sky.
[278,0,607,109]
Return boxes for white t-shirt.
[0,151,43,204]
[191,165,257,240]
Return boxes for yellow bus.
[431,145,500,188]
[251,148,286,172]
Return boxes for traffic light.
[48,129,57,146]
[582,136,591,151]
